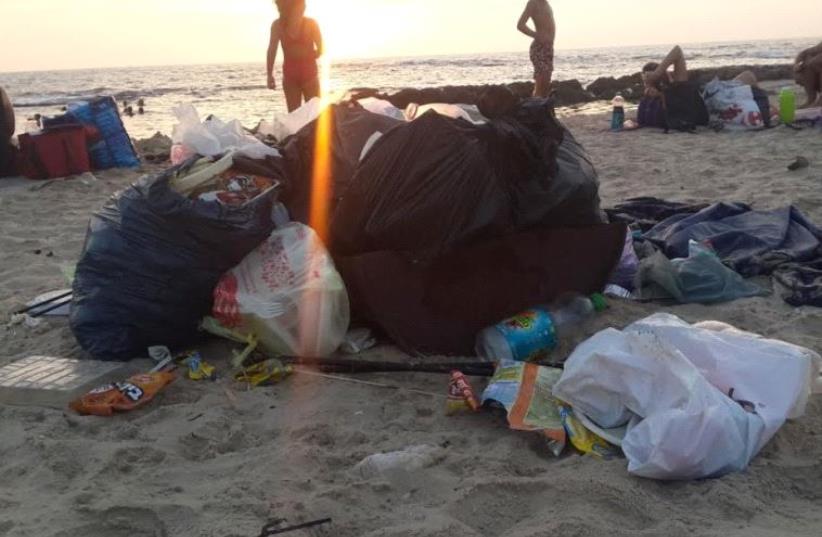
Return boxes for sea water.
[0,38,814,139]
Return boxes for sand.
[1,91,822,537]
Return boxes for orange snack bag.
[70,372,176,417]
[446,370,480,415]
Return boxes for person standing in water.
[267,0,324,112]
[517,0,556,98]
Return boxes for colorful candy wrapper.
[234,359,293,387]
[70,372,176,417]
[180,352,217,381]
[558,405,619,459]
[446,370,480,415]
[481,361,567,456]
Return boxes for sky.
[1,0,820,72]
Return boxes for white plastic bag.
[170,104,280,164]
[703,78,765,129]
[212,223,350,357]
[553,313,821,480]
[357,97,405,121]
[266,97,323,142]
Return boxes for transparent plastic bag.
[267,97,323,142]
[170,104,280,164]
[212,223,350,357]
[639,240,768,304]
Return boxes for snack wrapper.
[558,405,620,459]
[446,370,480,415]
[234,359,293,387]
[481,361,566,456]
[181,352,217,381]
[70,372,176,417]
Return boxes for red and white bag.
[213,223,350,357]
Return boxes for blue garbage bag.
[70,158,279,360]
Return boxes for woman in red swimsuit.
[267,0,324,112]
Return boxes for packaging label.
[494,309,557,362]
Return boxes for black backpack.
[663,81,709,132]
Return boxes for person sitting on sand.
[794,42,822,108]
[267,0,324,113]
[517,0,555,98]
[638,45,760,128]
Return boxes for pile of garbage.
[51,94,822,482]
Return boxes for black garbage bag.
[279,102,403,223]
[70,159,280,360]
[330,99,603,258]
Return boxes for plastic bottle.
[779,88,796,124]
[476,293,607,362]
[611,95,626,131]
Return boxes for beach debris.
[14,289,72,318]
[558,405,620,459]
[148,346,175,373]
[234,359,292,388]
[258,517,332,536]
[481,361,568,457]
[0,356,130,409]
[788,156,810,171]
[445,370,480,415]
[353,445,443,480]
[70,371,176,417]
[339,328,377,354]
[178,351,217,381]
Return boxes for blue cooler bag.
[68,97,140,169]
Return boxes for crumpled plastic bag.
[553,313,821,480]
[171,104,280,164]
[639,240,768,303]
[261,97,323,142]
[703,78,765,129]
[212,222,350,357]
[607,228,640,291]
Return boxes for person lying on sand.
[517,0,555,98]
[794,42,822,108]
[267,0,324,113]
[638,45,760,128]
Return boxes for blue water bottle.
[611,94,625,131]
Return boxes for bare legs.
[533,73,552,98]
[283,76,321,113]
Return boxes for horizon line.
[0,34,816,75]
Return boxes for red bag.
[17,125,92,179]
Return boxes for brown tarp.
[336,223,627,356]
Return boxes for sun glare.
[308,1,415,60]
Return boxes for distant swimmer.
[517,0,556,98]
[267,0,324,112]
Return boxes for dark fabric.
[638,96,667,129]
[774,259,822,307]
[332,99,603,259]
[663,81,709,131]
[751,87,772,128]
[336,223,627,356]
[643,203,822,277]
[605,196,710,232]
[279,102,404,223]
[70,158,281,360]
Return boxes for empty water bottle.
[475,293,606,362]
